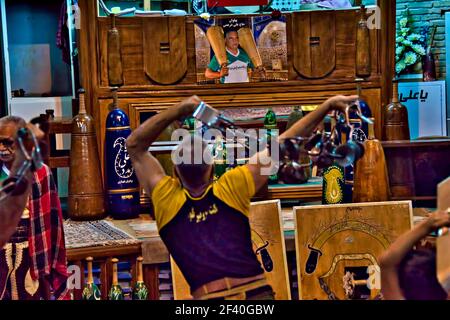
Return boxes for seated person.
[379,210,450,300]
[0,123,42,248]
[0,116,69,300]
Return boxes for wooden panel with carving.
[143,17,188,85]
[288,10,380,81]
[291,11,336,79]
[96,9,383,90]
[295,201,412,300]
[97,17,196,87]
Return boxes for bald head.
[172,134,214,191]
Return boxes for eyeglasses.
[0,138,14,148]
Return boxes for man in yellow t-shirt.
[127,95,357,299]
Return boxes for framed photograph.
[194,15,288,84]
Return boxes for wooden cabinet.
[76,0,396,209]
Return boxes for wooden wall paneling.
[185,18,198,84]
[97,17,196,88]
[80,0,100,120]
[94,9,384,95]
[310,11,336,78]
[115,20,145,86]
[128,104,179,207]
[382,139,450,200]
[334,10,357,81]
[125,88,380,112]
[291,12,312,78]
[100,259,109,300]
[290,10,379,83]
[379,0,397,134]
[98,18,148,87]
[143,17,188,85]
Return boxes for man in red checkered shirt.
[0,116,69,300]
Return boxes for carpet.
[64,220,140,249]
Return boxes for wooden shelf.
[267,177,323,200]
[49,156,70,168]
[48,117,72,133]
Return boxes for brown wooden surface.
[437,178,450,288]
[382,139,450,200]
[68,92,105,220]
[383,102,410,141]
[292,11,336,79]
[437,177,450,211]
[353,138,390,202]
[295,201,412,300]
[171,200,291,300]
[288,9,378,82]
[48,117,73,133]
[44,117,73,169]
[67,243,142,261]
[143,17,188,85]
[355,6,371,78]
[76,0,396,207]
[107,16,124,87]
[267,178,323,201]
[48,156,70,168]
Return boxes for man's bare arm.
[247,95,359,192]
[279,95,358,140]
[205,67,228,80]
[126,96,201,195]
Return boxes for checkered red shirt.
[28,164,69,300]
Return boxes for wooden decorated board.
[295,201,413,300]
[436,177,450,290]
[171,200,291,300]
[437,177,450,212]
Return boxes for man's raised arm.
[246,95,359,192]
[126,96,201,194]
